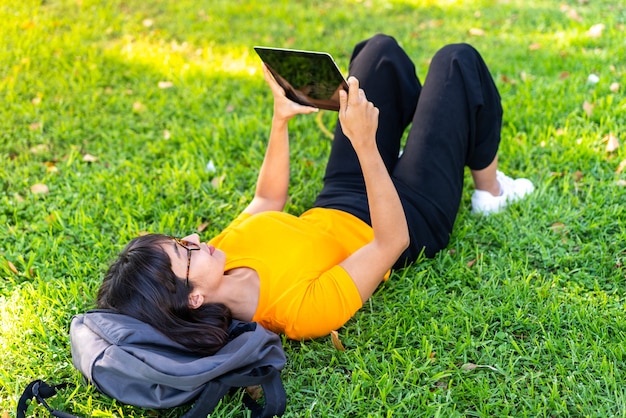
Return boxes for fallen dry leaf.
[197,222,209,232]
[30,144,49,154]
[550,222,567,233]
[46,164,58,173]
[582,101,595,117]
[559,71,570,80]
[330,330,345,351]
[610,82,620,93]
[603,133,620,153]
[8,260,19,274]
[500,74,516,85]
[3,410,10,418]
[45,213,57,224]
[520,71,529,82]
[30,183,49,194]
[211,174,225,188]
[163,129,171,139]
[616,180,626,187]
[461,363,479,371]
[461,363,501,372]
[83,153,98,162]
[29,122,42,131]
[573,170,584,182]
[587,23,605,38]
[528,43,541,51]
[567,9,582,21]
[132,101,145,112]
[616,160,626,174]
[468,28,485,36]
[246,385,263,400]
[158,81,174,89]
[432,380,448,390]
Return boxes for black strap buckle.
[17,380,80,418]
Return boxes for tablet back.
[254,46,348,111]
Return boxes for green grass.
[2,0,626,416]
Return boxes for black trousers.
[313,34,503,268]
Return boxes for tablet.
[254,46,348,111]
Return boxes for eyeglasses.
[172,238,201,287]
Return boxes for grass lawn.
[2,0,626,416]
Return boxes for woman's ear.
[188,291,204,309]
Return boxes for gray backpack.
[18,310,287,418]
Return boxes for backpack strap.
[180,380,231,418]
[17,380,80,418]
[182,365,286,418]
[17,368,285,418]
[220,366,287,418]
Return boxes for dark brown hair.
[96,234,231,355]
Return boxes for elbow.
[390,229,410,262]
[376,229,410,259]
[397,233,410,256]
[401,233,410,252]
[397,224,410,253]
[382,232,409,262]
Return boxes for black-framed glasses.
[172,238,201,287]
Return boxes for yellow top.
[209,207,383,339]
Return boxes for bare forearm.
[243,65,319,215]
[254,117,290,205]
[355,143,409,253]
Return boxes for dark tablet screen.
[254,46,348,111]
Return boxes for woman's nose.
[182,233,200,244]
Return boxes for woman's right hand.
[262,63,319,122]
[338,76,379,152]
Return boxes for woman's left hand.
[262,63,319,122]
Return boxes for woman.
[97,34,533,355]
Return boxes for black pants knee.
[313,34,502,267]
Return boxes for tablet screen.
[254,46,348,111]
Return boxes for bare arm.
[243,64,319,216]
[338,77,410,302]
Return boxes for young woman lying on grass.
[97,34,533,355]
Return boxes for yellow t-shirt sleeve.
[281,264,364,340]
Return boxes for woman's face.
[162,233,226,305]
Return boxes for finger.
[262,64,280,88]
[339,88,348,114]
[347,76,360,106]
[263,67,287,98]
[262,63,274,82]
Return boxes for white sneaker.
[471,171,534,215]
